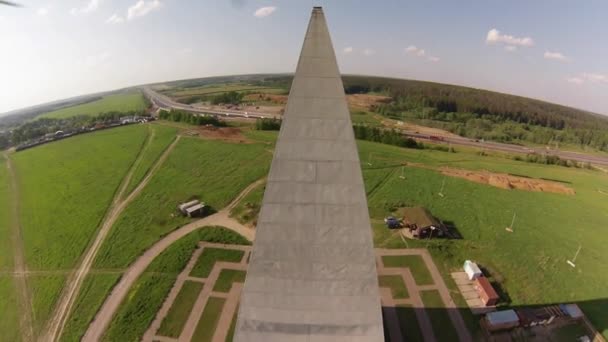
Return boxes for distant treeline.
[342,76,608,151]
[158,110,226,126]
[8,110,147,147]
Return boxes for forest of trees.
[341,76,608,151]
[158,110,226,126]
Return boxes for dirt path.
[3,153,35,342]
[83,178,261,341]
[43,131,180,342]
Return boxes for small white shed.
[463,260,482,280]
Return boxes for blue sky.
[1,0,607,114]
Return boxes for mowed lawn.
[12,124,148,270]
[93,137,271,269]
[356,140,608,336]
[40,92,146,119]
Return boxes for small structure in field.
[401,207,447,238]
[178,200,206,217]
[483,310,520,332]
[463,260,483,280]
[475,277,500,306]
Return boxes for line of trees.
[158,110,226,127]
[254,118,281,130]
[353,125,422,149]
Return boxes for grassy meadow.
[0,277,21,342]
[40,92,147,119]
[59,274,121,342]
[12,124,148,270]
[157,281,204,338]
[123,124,178,196]
[93,137,270,269]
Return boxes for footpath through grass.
[191,297,226,342]
[40,92,147,119]
[123,124,178,196]
[382,255,433,286]
[378,275,409,299]
[59,274,121,342]
[94,137,270,269]
[101,227,248,342]
[157,281,204,338]
[420,290,458,342]
[190,248,244,278]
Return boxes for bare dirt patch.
[381,118,460,138]
[347,94,392,111]
[439,167,575,195]
[186,126,250,143]
[243,93,288,105]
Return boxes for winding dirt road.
[43,130,180,342]
[82,178,262,341]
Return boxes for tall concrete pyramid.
[234,7,384,342]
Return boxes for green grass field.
[357,140,608,337]
[0,157,13,271]
[157,281,204,338]
[59,274,121,342]
[93,137,270,269]
[123,124,178,196]
[0,277,21,342]
[12,125,148,270]
[190,248,244,278]
[29,275,67,335]
[213,269,246,293]
[382,255,434,286]
[191,297,225,342]
[378,275,409,299]
[226,305,238,342]
[40,92,147,119]
[101,226,247,342]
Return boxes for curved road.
[82,179,263,341]
[143,87,608,166]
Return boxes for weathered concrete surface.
[234,7,384,342]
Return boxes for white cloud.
[405,45,425,57]
[343,47,353,54]
[582,73,608,83]
[406,45,440,62]
[36,7,49,16]
[254,6,276,18]
[504,45,517,52]
[127,0,162,20]
[363,48,375,56]
[106,14,124,24]
[179,47,193,54]
[486,28,534,47]
[566,73,608,86]
[70,0,101,15]
[566,77,584,85]
[544,51,567,61]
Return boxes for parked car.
[384,216,402,229]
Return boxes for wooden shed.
[475,277,499,306]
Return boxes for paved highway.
[142,87,608,167]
